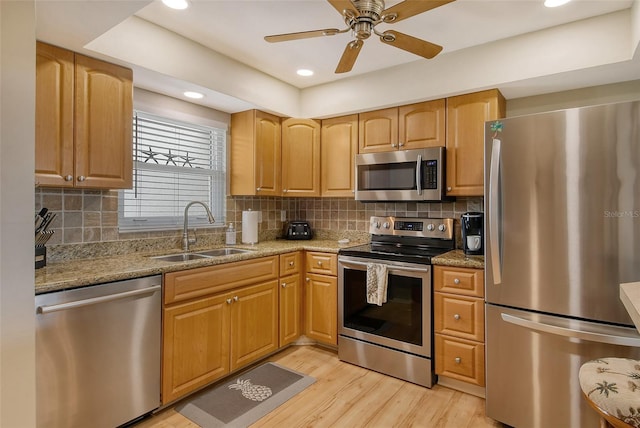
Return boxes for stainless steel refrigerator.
[484,101,640,428]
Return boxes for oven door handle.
[340,259,429,273]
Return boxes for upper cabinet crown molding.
[35,41,133,189]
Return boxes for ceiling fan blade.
[335,40,363,73]
[327,0,359,17]
[382,0,455,23]
[265,28,341,43]
[380,30,442,59]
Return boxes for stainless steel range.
[338,216,454,387]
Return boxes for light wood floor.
[135,345,502,428]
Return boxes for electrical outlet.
[280,210,286,221]
[258,211,263,223]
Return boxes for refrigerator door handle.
[501,313,640,347]
[489,138,502,284]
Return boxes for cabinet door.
[321,114,358,197]
[230,280,279,371]
[305,273,337,346]
[279,273,302,347]
[75,54,133,189]
[162,293,230,404]
[281,118,320,197]
[446,89,505,196]
[35,42,75,187]
[255,110,282,196]
[358,107,398,153]
[399,99,446,149]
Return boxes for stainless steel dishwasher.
[35,275,162,428]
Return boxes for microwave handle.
[416,154,422,195]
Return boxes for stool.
[579,358,640,428]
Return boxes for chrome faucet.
[182,201,216,251]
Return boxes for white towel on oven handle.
[366,263,388,306]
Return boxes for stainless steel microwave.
[355,147,447,201]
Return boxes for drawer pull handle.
[453,278,460,285]
[226,298,232,304]
[455,357,462,364]
[234,296,239,302]
[454,314,460,320]
[289,261,294,266]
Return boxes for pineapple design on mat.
[229,379,273,402]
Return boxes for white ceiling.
[36,0,640,117]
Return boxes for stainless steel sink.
[195,248,254,257]
[150,253,210,262]
[150,248,254,262]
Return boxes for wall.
[0,1,37,426]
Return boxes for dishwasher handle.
[37,285,161,314]
[501,312,640,347]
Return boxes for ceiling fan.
[264,0,456,74]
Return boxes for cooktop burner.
[339,216,455,265]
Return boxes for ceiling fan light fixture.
[544,0,571,7]
[162,0,189,10]
[296,69,314,77]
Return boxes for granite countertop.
[35,239,363,295]
[620,282,640,334]
[432,250,485,269]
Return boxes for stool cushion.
[579,358,640,427]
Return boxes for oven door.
[338,255,432,357]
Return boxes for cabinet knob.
[281,282,287,288]
[447,186,452,192]
[306,277,310,282]
[77,175,86,182]
[256,187,262,192]
[317,261,323,266]
[391,143,397,148]
[455,357,462,364]
[289,261,294,266]
[454,314,461,320]
[453,278,460,285]
[398,142,405,147]
[226,298,232,304]
[283,189,288,193]
[233,296,239,302]
[64,175,73,182]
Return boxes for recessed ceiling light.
[296,69,314,77]
[162,0,189,10]
[544,0,571,7]
[183,91,204,99]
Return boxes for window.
[119,111,226,232]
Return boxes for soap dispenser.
[226,223,236,245]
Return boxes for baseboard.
[437,375,486,398]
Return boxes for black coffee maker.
[461,212,484,255]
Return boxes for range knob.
[438,224,447,232]
[383,222,391,229]
[426,223,435,231]
[372,220,381,229]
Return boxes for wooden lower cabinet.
[304,272,337,346]
[434,265,486,387]
[162,257,279,404]
[279,273,302,347]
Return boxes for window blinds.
[119,111,226,232]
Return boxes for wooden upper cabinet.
[359,100,446,153]
[321,114,358,197]
[230,110,281,196]
[446,89,505,197]
[281,118,321,197]
[35,42,75,187]
[35,42,133,189]
[358,107,398,153]
[74,54,133,189]
[399,99,446,149]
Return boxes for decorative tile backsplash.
[37,187,482,258]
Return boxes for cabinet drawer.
[434,292,484,342]
[435,334,485,386]
[280,252,302,275]
[305,252,337,276]
[434,266,484,297]
[164,256,278,304]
